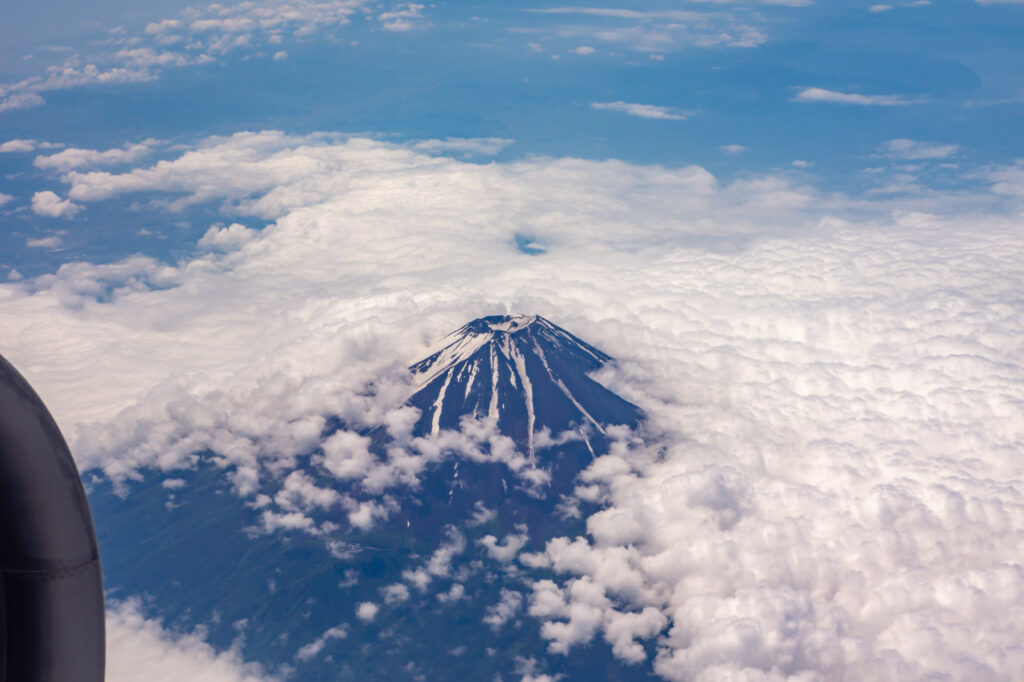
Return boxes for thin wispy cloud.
[25,235,64,249]
[881,138,960,159]
[793,87,918,106]
[530,3,805,16]
[867,0,931,9]
[592,101,689,120]
[527,7,705,20]
[520,6,769,52]
[411,137,514,156]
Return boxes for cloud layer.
[3,132,1024,680]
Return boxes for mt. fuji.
[87,315,651,681]
[408,315,641,456]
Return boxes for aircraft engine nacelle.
[0,355,104,681]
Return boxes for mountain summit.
[407,314,641,458]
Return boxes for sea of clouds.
[2,131,1023,680]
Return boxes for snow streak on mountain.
[408,315,641,459]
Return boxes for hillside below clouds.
[89,314,651,681]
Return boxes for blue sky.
[2,0,1024,278]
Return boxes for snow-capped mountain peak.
[407,315,640,458]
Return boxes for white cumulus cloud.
[356,601,379,621]
[0,131,1023,681]
[197,223,257,251]
[793,87,918,106]
[31,190,82,218]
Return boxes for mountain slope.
[408,314,640,458]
